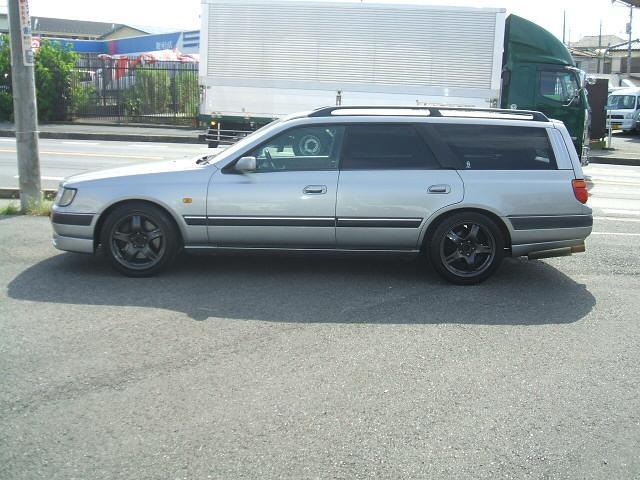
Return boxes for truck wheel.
[292,131,330,156]
[207,141,219,148]
[428,212,504,285]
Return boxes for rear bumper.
[511,237,588,258]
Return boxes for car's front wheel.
[428,212,504,285]
[101,202,180,277]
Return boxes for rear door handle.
[303,185,327,195]
[428,184,451,194]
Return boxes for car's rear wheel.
[428,212,504,285]
[101,202,179,277]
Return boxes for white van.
[607,87,640,132]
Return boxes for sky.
[1,0,639,45]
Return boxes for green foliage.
[0,35,79,122]
[123,68,199,119]
[0,198,52,216]
[0,34,13,121]
[0,201,21,215]
[70,71,97,114]
[132,68,171,116]
[175,71,198,117]
[34,39,78,121]
[123,86,142,116]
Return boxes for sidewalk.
[590,133,640,167]
[0,122,204,144]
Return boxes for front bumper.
[52,233,94,254]
[606,119,636,131]
[50,210,96,254]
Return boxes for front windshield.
[607,95,637,109]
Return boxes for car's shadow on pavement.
[7,252,595,325]
[8,253,595,325]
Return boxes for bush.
[175,71,198,117]
[34,39,78,121]
[134,68,171,115]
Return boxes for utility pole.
[562,10,566,44]
[627,5,633,77]
[598,20,602,73]
[7,0,41,212]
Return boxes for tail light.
[572,179,589,204]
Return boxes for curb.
[588,156,640,167]
[0,130,204,144]
[0,188,57,199]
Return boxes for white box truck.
[199,0,590,161]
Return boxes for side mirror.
[234,156,256,172]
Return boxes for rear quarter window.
[431,124,557,170]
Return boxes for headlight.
[625,112,633,119]
[55,187,77,207]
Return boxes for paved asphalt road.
[0,137,210,190]
[1,143,640,479]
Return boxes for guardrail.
[203,127,253,147]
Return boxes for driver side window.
[248,125,344,172]
[540,71,578,103]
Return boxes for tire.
[207,140,219,148]
[100,202,180,277]
[427,212,505,285]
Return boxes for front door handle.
[428,184,451,194]
[303,185,327,195]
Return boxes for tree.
[0,34,79,122]
[0,34,13,121]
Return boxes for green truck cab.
[501,15,589,163]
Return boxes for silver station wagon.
[50,106,592,284]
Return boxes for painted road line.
[591,232,640,236]
[0,138,15,142]
[594,216,640,223]
[588,180,640,187]
[62,141,100,146]
[14,175,64,181]
[0,148,163,160]
[128,144,169,148]
[601,208,640,216]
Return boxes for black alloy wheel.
[429,212,504,285]
[101,202,179,277]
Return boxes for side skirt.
[183,245,420,254]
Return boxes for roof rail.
[308,105,550,122]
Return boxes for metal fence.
[67,56,199,125]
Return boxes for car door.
[335,123,464,249]
[206,125,344,247]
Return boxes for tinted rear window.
[431,124,557,170]
[342,124,439,170]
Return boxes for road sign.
[17,0,34,66]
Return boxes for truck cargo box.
[199,0,505,121]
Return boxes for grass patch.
[0,199,52,216]
[0,201,21,215]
